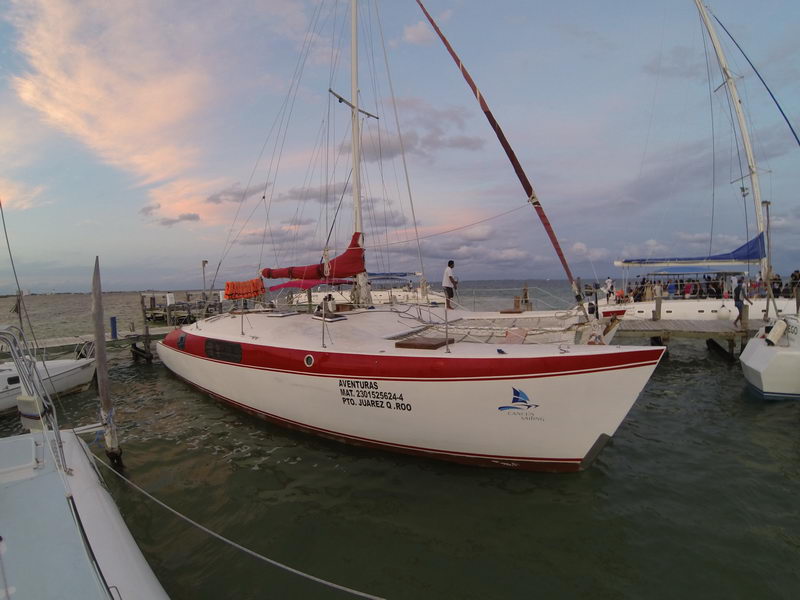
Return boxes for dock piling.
[653,294,662,321]
[92,257,123,469]
[132,293,154,362]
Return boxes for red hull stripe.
[163,330,663,382]
[170,370,584,472]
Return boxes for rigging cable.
[364,203,529,249]
[375,0,426,283]
[712,14,800,149]
[92,455,384,600]
[210,0,327,290]
[0,197,64,413]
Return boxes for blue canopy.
[614,232,765,268]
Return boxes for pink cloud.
[6,0,310,225]
[0,177,45,211]
[9,0,211,185]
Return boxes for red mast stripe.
[415,0,575,284]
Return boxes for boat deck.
[0,434,109,599]
[0,431,169,598]
[173,306,633,359]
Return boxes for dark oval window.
[8,376,19,385]
[204,339,242,363]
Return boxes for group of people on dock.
[603,273,800,305]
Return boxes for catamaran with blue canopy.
[614,233,765,268]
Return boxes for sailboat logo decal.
[499,388,538,411]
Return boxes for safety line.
[92,455,385,600]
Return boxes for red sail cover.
[225,278,266,300]
[261,233,366,280]
[268,279,353,292]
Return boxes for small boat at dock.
[740,315,800,400]
[0,356,96,413]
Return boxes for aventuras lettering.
[338,379,379,390]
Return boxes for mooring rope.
[92,455,385,600]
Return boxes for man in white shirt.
[604,276,614,302]
[442,260,457,309]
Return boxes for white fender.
[765,320,787,346]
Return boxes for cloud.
[142,176,229,225]
[643,45,706,80]
[0,93,50,170]
[8,0,212,185]
[575,122,796,217]
[158,213,200,227]
[556,24,616,57]
[570,241,611,261]
[355,109,484,163]
[277,181,349,204]
[5,0,308,226]
[488,248,528,262]
[674,232,710,243]
[620,239,669,258]
[461,224,494,242]
[402,7,452,46]
[139,203,161,217]
[364,207,409,230]
[0,177,45,210]
[206,182,268,205]
[403,21,435,45]
[672,232,742,249]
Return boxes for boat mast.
[351,0,372,305]
[694,0,768,284]
[415,0,586,310]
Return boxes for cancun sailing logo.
[498,387,538,411]
[498,388,544,421]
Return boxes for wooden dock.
[615,318,755,359]
[14,326,175,356]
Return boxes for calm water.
[1,284,798,599]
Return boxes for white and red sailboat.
[158,0,664,472]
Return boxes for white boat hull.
[157,309,663,471]
[740,315,800,400]
[0,358,97,413]
[0,430,168,598]
[597,296,796,321]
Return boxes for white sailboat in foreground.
[158,0,664,472]
[0,326,168,598]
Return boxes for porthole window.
[204,339,242,363]
[304,354,314,367]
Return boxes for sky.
[0,0,798,293]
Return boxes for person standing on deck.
[442,260,458,309]
[733,278,753,329]
[604,276,614,302]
